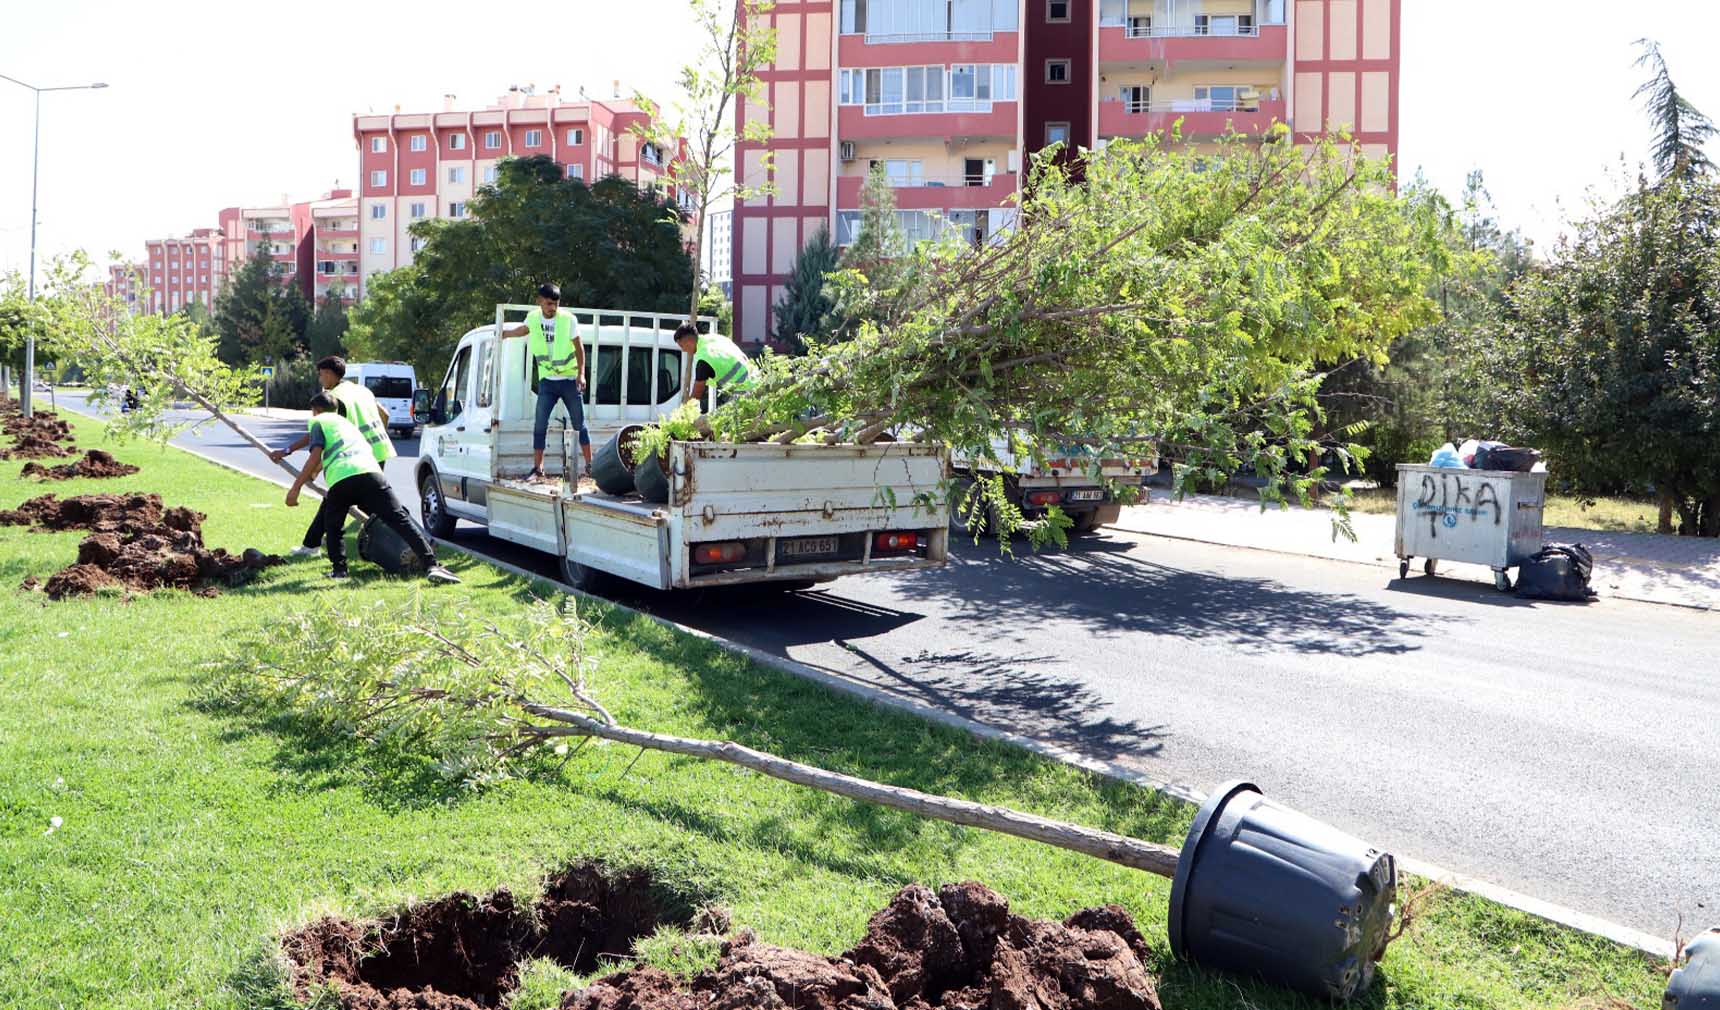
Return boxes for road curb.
[141,428,1679,962]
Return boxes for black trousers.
[321,472,435,572]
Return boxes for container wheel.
[1398,559,1410,579]
[419,472,456,538]
[1424,558,1438,576]
[1493,570,1513,592]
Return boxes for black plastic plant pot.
[1666,926,1720,1009]
[633,449,671,504]
[1169,781,1397,1002]
[357,515,429,574]
[591,424,645,496]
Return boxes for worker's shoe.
[288,545,320,560]
[425,564,461,585]
[526,467,546,482]
[324,569,350,581]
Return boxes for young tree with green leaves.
[630,0,778,323]
[772,225,838,353]
[212,251,288,366]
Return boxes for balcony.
[838,101,1016,141]
[836,172,1019,211]
[838,31,1018,67]
[1099,21,1285,66]
[317,228,359,240]
[1098,97,1286,139]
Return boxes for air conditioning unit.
[839,140,856,162]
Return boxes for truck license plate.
[780,536,837,558]
[1069,490,1105,501]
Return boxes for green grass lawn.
[1345,487,1664,534]
[0,413,1668,1009]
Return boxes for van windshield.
[363,376,414,400]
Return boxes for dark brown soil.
[283,862,688,1010]
[284,871,1160,1010]
[0,406,75,459]
[3,492,281,598]
[21,449,140,481]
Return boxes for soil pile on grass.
[21,450,140,481]
[3,492,281,598]
[568,881,1159,1010]
[283,862,686,1010]
[0,405,76,460]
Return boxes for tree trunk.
[1701,496,1720,538]
[1658,491,1676,535]
[521,702,1184,879]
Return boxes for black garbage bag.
[1473,444,1542,471]
[1515,543,1596,601]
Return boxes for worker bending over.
[271,355,396,559]
[674,322,755,412]
[499,282,590,481]
[285,393,459,584]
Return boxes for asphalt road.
[51,394,1720,940]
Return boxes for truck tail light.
[692,542,746,564]
[873,531,918,553]
[1026,490,1063,506]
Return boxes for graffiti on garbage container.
[1413,472,1502,537]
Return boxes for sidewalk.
[1113,490,1720,610]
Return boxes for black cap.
[537,283,561,302]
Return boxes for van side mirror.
[412,388,433,422]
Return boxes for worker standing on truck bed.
[270,356,396,560]
[285,393,460,584]
[674,322,755,411]
[499,282,590,481]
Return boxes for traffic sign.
[260,366,275,379]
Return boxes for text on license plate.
[1069,490,1105,501]
[780,536,838,558]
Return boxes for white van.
[344,362,418,438]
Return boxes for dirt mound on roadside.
[283,862,686,1010]
[0,406,75,459]
[21,450,140,481]
[4,492,281,598]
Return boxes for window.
[410,236,427,252]
[991,64,1017,101]
[409,134,427,152]
[410,202,427,219]
[1046,0,1069,21]
[525,129,543,147]
[449,132,466,150]
[641,142,663,166]
[869,158,924,186]
[484,130,502,149]
[1119,85,1150,114]
[1194,85,1251,111]
[370,204,387,219]
[476,340,495,408]
[842,0,1016,38]
[566,127,584,145]
[369,238,386,254]
[440,346,471,423]
[370,169,387,187]
[1045,121,1070,145]
[483,166,499,183]
[449,202,466,218]
[1099,0,1125,25]
[566,163,584,180]
[1045,59,1070,84]
[369,136,386,153]
[409,168,427,185]
[448,166,467,183]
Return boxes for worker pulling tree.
[674,321,754,411]
[499,282,591,481]
[285,392,460,585]
[269,355,396,560]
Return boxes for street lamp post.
[1,73,107,417]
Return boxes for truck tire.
[560,554,612,594]
[419,471,457,538]
[1072,511,1105,536]
[947,479,996,538]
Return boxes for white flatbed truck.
[952,440,1155,536]
[413,305,951,591]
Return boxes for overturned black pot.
[633,448,671,504]
[357,514,430,574]
[1667,926,1720,1009]
[1170,781,1397,1001]
[591,424,645,496]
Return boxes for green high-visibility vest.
[329,380,396,463]
[309,413,382,488]
[694,333,755,392]
[525,308,581,379]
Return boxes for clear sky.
[2,0,1717,281]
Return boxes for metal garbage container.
[1394,463,1547,591]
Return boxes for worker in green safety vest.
[284,392,460,584]
[270,355,398,560]
[674,322,754,412]
[499,282,590,481]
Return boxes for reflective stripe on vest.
[330,380,396,463]
[309,413,382,487]
[527,311,580,378]
[694,334,754,391]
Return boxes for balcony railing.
[861,98,999,117]
[1119,20,1261,37]
[861,30,994,44]
[879,173,1008,189]
[1110,96,1270,114]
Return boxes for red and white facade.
[352,87,684,297]
[215,189,358,305]
[733,0,1401,346]
[105,262,145,313]
[137,229,224,316]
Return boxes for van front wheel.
[419,472,457,538]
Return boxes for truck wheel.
[560,555,611,594]
[419,472,456,538]
[948,480,990,537]
[1071,511,1105,537]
